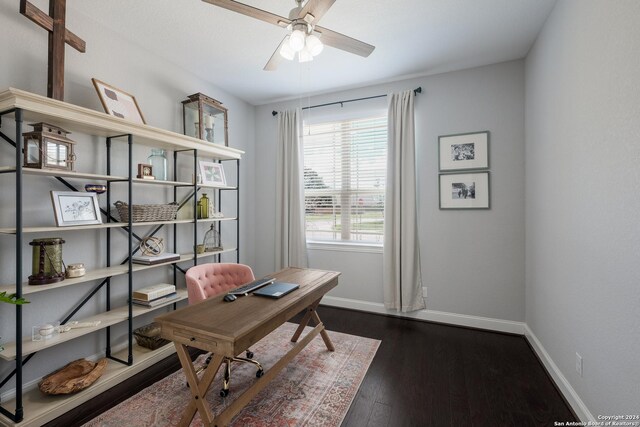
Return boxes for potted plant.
[0,292,29,352]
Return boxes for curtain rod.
[271,87,422,116]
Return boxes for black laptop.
[252,282,299,299]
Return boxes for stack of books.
[132,283,179,308]
[132,252,181,265]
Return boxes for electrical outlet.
[422,287,428,298]
[575,353,583,377]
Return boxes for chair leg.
[234,357,263,372]
[220,358,231,397]
[187,353,263,394]
[187,353,212,387]
[195,354,213,376]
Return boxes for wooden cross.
[20,0,86,101]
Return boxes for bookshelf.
[0,88,243,425]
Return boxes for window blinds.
[303,116,387,244]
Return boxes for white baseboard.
[320,295,526,334]
[524,325,595,423]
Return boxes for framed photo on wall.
[439,131,489,171]
[92,78,146,125]
[50,191,102,226]
[198,161,226,186]
[439,172,490,209]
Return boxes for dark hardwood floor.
[47,306,576,427]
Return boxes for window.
[303,116,387,244]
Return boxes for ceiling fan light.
[298,47,314,63]
[280,38,296,60]
[305,34,323,56]
[289,29,306,52]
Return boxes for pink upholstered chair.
[184,263,264,396]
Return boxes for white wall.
[0,3,256,394]
[255,60,526,322]
[525,0,640,416]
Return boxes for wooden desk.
[155,267,340,427]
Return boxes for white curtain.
[383,90,425,312]
[275,109,308,269]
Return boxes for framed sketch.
[439,172,490,210]
[92,78,146,124]
[50,191,103,226]
[137,163,154,180]
[198,161,226,186]
[439,131,489,171]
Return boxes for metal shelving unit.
[0,88,242,425]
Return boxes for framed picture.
[50,191,103,226]
[198,161,226,186]
[137,163,154,180]
[439,131,489,171]
[439,172,490,210]
[91,78,146,125]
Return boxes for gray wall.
[525,0,640,415]
[0,4,256,394]
[255,60,526,322]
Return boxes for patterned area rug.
[84,323,380,427]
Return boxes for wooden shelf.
[0,167,237,189]
[0,247,238,295]
[130,248,238,272]
[130,178,237,190]
[0,343,176,427]
[124,217,237,226]
[131,177,192,186]
[0,265,130,296]
[0,223,127,234]
[198,184,238,190]
[0,88,243,160]
[0,290,187,361]
[0,167,126,181]
[0,217,237,235]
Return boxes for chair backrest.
[184,263,255,304]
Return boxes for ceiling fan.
[202,0,375,70]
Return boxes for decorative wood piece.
[38,358,108,395]
[20,0,86,101]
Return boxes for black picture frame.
[438,131,489,172]
[439,172,490,210]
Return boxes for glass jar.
[147,149,167,180]
[197,193,210,219]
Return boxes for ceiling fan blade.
[314,26,375,57]
[264,37,287,71]
[202,0,291,27]
[297,0,336,23]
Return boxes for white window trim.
[306,240,383,254]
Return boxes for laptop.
[252,282,299,299]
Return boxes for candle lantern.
[202,224,222,252]
[23,123,76,171]
[181,93,228,146]
[29,238,66,285]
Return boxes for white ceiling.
[68,0,556,105]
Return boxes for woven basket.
[114,201,178,223]
[133,323,169,350]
